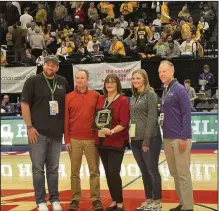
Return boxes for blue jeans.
[131,136,162,200]
[29,134,62,204]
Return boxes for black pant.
[131,136,162,200]
[98,147,124,203]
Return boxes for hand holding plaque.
[94,108,113,137]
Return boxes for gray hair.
[159,60,175,71]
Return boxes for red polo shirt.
[95,95,130,149]
[64,88,99,144]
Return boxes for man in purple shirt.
[158,60,193,211]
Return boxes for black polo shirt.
[21,72,71,138]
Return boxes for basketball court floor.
[1,149,218,211]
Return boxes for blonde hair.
[131,69,154,97]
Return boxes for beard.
[44,70,55,78]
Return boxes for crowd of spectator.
[0,1,218,67]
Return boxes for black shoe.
[181,209,193,211]
[106,205,117,211]
[169,205,182,211]
[92,200,104,211]
[68,200,79,210]
[116,206,124,211]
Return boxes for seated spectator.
[36,50,48,66]
[65,36,75,54]
[1,50,7,66]
[135,19,152,53]
[74,4,85,24]
[44,26,55,47]
[21,49,36,66]
[180,33,196,55]
[77,24,85,37]
[124,21,135,40]
[126,37,137,51]
[112,22,125,40]
[88,2,98,24]
[1,95,13,113]
[100,35,111,53]
[30,27,45,59]
[56,42,68,57]
[63,25,74,38]
[152,13,161,27]
[81,30,92,49]
[6,26,14,50]
[20,8,33,29]
[120,2,133,20]
[178,6,191,19]
[184,79,198,107]
[180,19,191,40]
[153,38,168,56]
[164,39,181,58]
[87,35,100,52]
[35,4,47,27]
[199,64,215,97]
[102,18,111,36]
[77,43,85,54]
[93,18,104,31]
[95,28,105,44]
[119,15,128,29]
[191,25,201,42]
[188,16,194,27]
[198,16,209,33]
[149,26,160,43]
[109,35,126,56]
[81,44,104,63]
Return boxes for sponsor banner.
[1,66,37,93]
[1,113,217,146]
[73,61,141,90]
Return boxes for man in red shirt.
[64,70,102,210]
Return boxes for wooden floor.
[1,150,218,211]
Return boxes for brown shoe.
[92,200,103,211]
[68,200,79,210]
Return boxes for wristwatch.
[27,125,33,129]
[111,129,115,135]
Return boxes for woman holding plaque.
[130,69,162,211]
[95,73,130,211]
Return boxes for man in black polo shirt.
[21,55,70,211]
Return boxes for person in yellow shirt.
[161,2,171,25]
[109,36,126,56]
[81,30,92,48]
[180,20,191,40]
[106,2,115,20]
[65,36,75,54]
[120,2,133,20]
[1,50,7,67]
[97,1,108,18]
[35,4,47,26]
[135,19,152,53]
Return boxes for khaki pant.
[70,139,100,202]
[163,139,193,210]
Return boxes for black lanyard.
[104,94,119,109]
[161,80,177,108]
[43,72,57,101]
